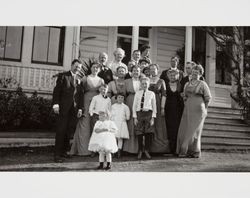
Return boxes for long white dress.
[88,120,118,153]
[111,103,130,139]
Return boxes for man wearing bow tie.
[52,59,83,163]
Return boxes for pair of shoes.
[144,150,151,159]
[60,153,71,158]
[105,162,111,170]
[188,152,201,158]
[54,156,64,163]
[137,151,143,160]
[96,162,104,170]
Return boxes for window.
[0,26,23,61]
[139,26,151,51]
[194,28,206,67]
[215,27,232,85]
[32,26,65,66]
[117,26,151,64]
[244,27,250,74]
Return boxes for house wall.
[156,27,185,71]
[79,26,185,73]
[79,26,111,61]
[0,26,233,108]
[0,26,76,96]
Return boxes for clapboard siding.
[158,32,185,41]
[80,46,108,54]
[82,27,109,36]
[156,27,185,70]
[80,26,109,60]
[80,32,109,42]
[158,38,184,47]
[80,52,100,60]
[158,27,185,36]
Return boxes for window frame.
[31,26,65,66]
[0,26,24,62]
[116,26,151,64]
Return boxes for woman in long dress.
[70,62,104,156]
[122,66,141,154]
[148,64,169,153]
[107,66,126,104]
[176,64,212,158]
[164,68,184,155]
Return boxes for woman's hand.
[134,118,138,126]
[161,108,165,116]
[150,118,154,126]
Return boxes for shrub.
[0,87,56,132]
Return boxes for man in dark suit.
[160,56,184,85]
[52,59,83,163]
[98,52,113,84]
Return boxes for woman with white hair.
[109,48,128,77]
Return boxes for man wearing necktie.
[133,77,157,159]
[52,59,83,163]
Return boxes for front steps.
[202,107,250,150]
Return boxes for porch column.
[184,26,192,68]
[132,26,139,53]
[205,32,216,106]
[72,26,81,60]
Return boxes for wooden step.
[205,117,244,125]
[202,143,250,150]
[202,136,250,145]
[203,124,250,132]
[207,111,241,119]
[203,129,250,138]
[208,107,241,114]
[0,132,55,138]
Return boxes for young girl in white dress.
[88,111,118,170]
[111,93,130,158]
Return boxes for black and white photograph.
[1,1,250,198]
[1,25,250,172]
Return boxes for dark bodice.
[149,79,166,96]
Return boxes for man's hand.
[77,109,82,118]
[53,105,59,114]
[150,117,154,126]
[134,118,138,126]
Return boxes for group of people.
[52,45,212,170]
